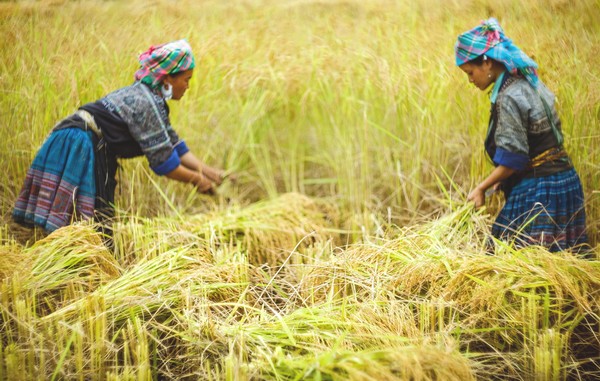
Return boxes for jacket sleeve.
[493,90,530,171]
[106,84,183,175]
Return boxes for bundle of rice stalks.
[43,246,249,328]
[115,192,340,267]
[0,224,123,378]
[441,246,600,378]
[298,234,458,305]
[297,203,600,379]
[444,247,600,326]
[23,225,119,283]
[8,224,121,313]
[218,302,473,381]
[407,202,492,252]
[185,192,340,266]
[298,204,488,303]
[112,216,214,266]
[255,345,474,381]
[32,246,254,379]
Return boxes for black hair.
[469,54,486,66]
[169,69,193,78]
[469,55,508,72]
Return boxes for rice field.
[1,0,599,380]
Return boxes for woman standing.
[455,18,588,252]
[13,39,228,235]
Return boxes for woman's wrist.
[192,172,209,189]
[203,167,225,184]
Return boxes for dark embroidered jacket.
[485,75,572,194]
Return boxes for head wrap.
[134,39,195,89]
[455,18,539,88]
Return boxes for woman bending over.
[13,39,228,237]
[455,18,588,252]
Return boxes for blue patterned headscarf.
[455,18,539,88]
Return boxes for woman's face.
[165,69,194,100]
[459,61,493,91]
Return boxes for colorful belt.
[529,147,568,169]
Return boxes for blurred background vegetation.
[1,0,598,243]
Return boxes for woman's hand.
[468,166,516,209]
[178,151,236,188]
[193,172,214,194]
[467,187,486,209]
[218,170,238,185]
[202,166,227,186]
[205,168,225,186]
[164,165,215,194]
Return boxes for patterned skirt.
[492,168,588,252]
[13,128,96,232]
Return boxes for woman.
[455,18,588,252]
[13,39,227,234]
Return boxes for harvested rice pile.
[0,195,598,380]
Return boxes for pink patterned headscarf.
[134,39,195,89]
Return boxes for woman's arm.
[164,164,214,193]
[179,151,226,185]
[468,165,515,208]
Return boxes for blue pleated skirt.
[491,168,588,252]
[13,128,96,232]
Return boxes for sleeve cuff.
[493,147,529,171]
[151,150,181,175]
[174,140,190,157]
